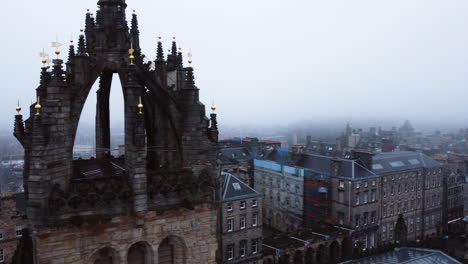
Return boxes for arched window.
[127,242,152,264]
[91,247,119,264]
[159,236,186,264]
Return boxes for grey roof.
[219,147,252,161]
[372,151,440,174]
[222,172,261,202]
[340,247,461,264]
[297,154,374,179]
[264,151,439,180]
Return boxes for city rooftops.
[258,150,440,180]
[340,247,461,264]
[222,172,261,202]
[371,151,440,174]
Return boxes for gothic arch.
[279,252,290,264]
[304,247,315,264]
[293,249,304,264]
[89,247,120,264]
[316,244,328,264]
[127,241,153,264]
[341,237,352,261]
[158,235,187,264]
[329,240,340,263]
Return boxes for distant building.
[221,173,263,264]
[434,153,466,233]
[218,147,254,185]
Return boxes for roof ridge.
[228,173,260,194]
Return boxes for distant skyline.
[2,0,468,131]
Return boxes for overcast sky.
[2,0,468,131]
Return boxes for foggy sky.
[2,0,468,132]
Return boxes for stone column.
[95,72,112,159]
[120,68,147,212]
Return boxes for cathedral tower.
[13,0,220,263]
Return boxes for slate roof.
[340,247,461,264]
[73,158,127,179]
[222,172,261,202]
[263,151,440,179]
[372,151,440,174]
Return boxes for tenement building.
[255,149,443,250]
[12,0,220,263]
[221,173,263,263]
[254,158,304,232]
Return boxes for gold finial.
[187,51,193,66]
[39,49,49,67]
[129,43,135,65]
[52,37,62,59]
[16,100,21,115]
[35,96,42,116]
[211,104,216,113]
[138,96,144,114]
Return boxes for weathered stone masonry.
[13,0,221,263]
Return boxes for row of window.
[383,181,418,196]
[338,179,376,189]
[226,239,260,261]
[381,213,440,241]
[382,199,420,217]
[355,190,377,205]
[259,176,302,194]
[226,200,257,212]
[0,226,24,241]
[354,211,377,228]
[227,213,258,232]
[383,172,420,182]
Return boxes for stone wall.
[33,204,218,264]
[0,195,27,264]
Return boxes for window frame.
[240,215,246,230]
[15,226,23,237]
[227,219,233,232]
[252,199,258,208]
[239,240,247,257]
[227,244,234,260]
[227,203,233,212]
[252,213,258,227]
[240,200,246,210]
[251,239,258,254]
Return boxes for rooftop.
[222,172,261,202]
[340,247,461,264]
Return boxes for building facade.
[255,150,444,251]
[0,193,27,264]
[221,173,263,263]
[254,159,304,232]
[12,0,221,263]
